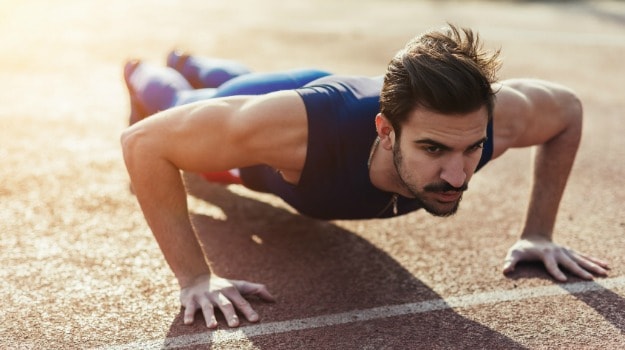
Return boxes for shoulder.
[495,79,579,113]
[296,75,383,126]
[298,75,383,100]
[491,79,582,159]
[230,91,309,170]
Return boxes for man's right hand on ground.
[180,274,276,328]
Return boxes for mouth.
[432,191,462,203]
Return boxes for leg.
[174,68,333,105]
[167,50,332,93]
[167,50,251,88]
[123,61,194,123]
[124,61,222,124]
[212,69,332,98]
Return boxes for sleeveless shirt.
[239,75,493,220]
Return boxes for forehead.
[401,106,488,144]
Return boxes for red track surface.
[1,0,624,349]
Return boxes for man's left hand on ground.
[503,236,610,281]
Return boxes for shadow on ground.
[507,261,625,336]
[573,287,625,335]
[160,174,528,349]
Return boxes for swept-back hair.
[380,24,501,136]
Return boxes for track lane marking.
[100,275,625,349]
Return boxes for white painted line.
[100,275,625,350]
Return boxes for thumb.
[502,252,520,275]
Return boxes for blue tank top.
[239,75,493,220]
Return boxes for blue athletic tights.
[127,54,332,116]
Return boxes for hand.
[503,236,609,281]
[179,274,275,328]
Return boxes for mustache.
[424,181,468,193]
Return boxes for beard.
[392,144,467,217]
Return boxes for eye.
[467,142,484,153]
[425,146,442,154]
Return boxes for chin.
[422,199,462,217]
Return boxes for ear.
[375,113,395,150]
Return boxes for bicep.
[127,90,308,173]
[491,79,582,159]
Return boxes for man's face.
[391,106,488,217]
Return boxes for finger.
[557,252,594,280]
[502,251,520,274]
[213,293,239,328]
[233,280,276,302]
[543,255,567,282]
[183,301,198,325]
[199,300,218,328]
[573,252,610,270]
[226,291,260,323]
[570,252,609,276]
[255,286,276,302]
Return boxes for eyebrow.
[414,137,488,151]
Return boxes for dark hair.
[380,24,501,136]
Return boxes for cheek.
[400,151,440,181]
[466,150,483,173]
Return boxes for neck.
[368,139,405,195]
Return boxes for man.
[121,24,609,329]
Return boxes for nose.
[440,155,467,189]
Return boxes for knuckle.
[234,298,251,310]
[216,297,234,309]
[199,299,213,309]
[218,301,232,309]
[216,285,237,296]
[224,286,238,295]
[183,305,196,315]
[248,283,267,295]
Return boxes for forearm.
[122,130,211,288]
[521,101,582,240]
[498,82,608,280]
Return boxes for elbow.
[554,90,583,148]
[120,126,150,174]
[563,90,583,138]
[120,127,133,157]
[566,91,583,123]
[120,127,135,166]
